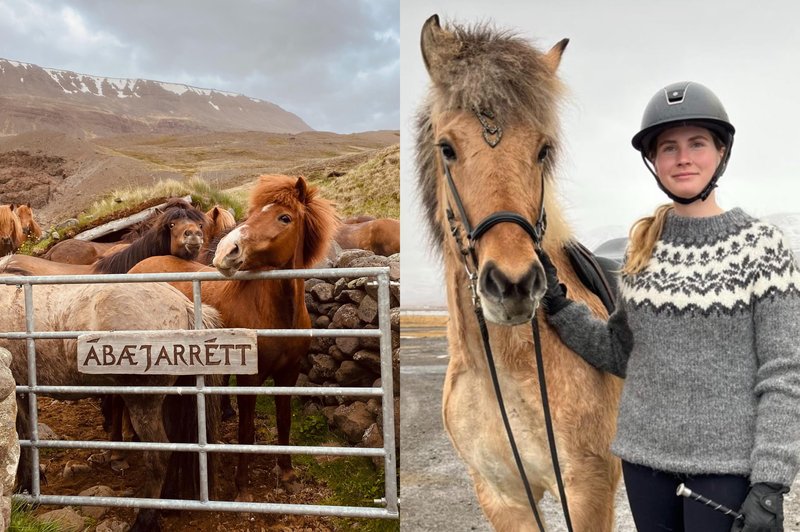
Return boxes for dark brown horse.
[129,174,338,499]
[44,199,208,267]
[334,218,399,256]
[415,15,622,530]
[0,272,222,532]
[0,205,24,256]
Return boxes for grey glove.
[731,482,789,532]
[537,250,572,315]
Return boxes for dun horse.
[129,174,338,499]
[0,205,24,256]
[415,16,621,530]
[334,218,399,256]
[0,271,222,532]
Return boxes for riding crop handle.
[676,483,743,520]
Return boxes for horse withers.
[129,174,339,500]
[415,15,622,530]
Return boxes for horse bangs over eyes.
[417,18,570,325]
[214,175,337,276]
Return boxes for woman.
[540,81,800,532]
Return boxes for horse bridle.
[441,107,573,532]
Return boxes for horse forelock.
[248,175,339,267]
[93,206,207,274]
[415,21,569,253]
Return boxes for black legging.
[622,460,749,532]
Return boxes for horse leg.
[220,374,236,421]
[14,396,33,493]
[123,395,171,532]
[473,475,548,532]
[558,455,620,532]
[235,393,256,499]
[273,366,300,480]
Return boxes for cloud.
[0,0,399,133]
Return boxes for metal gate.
[1,266,398,520]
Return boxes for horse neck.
[215,275,306,329]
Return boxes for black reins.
[441,109,573,532]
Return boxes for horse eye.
[279,214,291,223]
[537,144,551,164]
[438,142,457,162]
[169,223,175,228]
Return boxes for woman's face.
[653,125,724,200]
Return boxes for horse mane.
[92,203,208,274]
[207,206,236,239]
[248,175,339,268]
[415,20,567,249]
[0,205,24,249]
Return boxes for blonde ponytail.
[622,204,674,276]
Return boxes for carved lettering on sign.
[77,329,258,375]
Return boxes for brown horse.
[129,174,338,499]
[341,214,376,224]
[43,199,208,267]
[0,270,222,532]
[43,239,119,265]
[13,204,42,241]
[334,218,399,256]
[415,16,622,530]
[0,205,24,256]
[206,205,237,240]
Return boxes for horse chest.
[444,367,557,495]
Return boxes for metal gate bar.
[2,266,399,519]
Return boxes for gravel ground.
[400,331,800,531]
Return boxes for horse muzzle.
[477,260,546,325]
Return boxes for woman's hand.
[731,482,789,532]
[537,250,572,315]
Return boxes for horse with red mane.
[129,174,338,498]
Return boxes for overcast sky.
[401,0,800,307]
[0,0,399,133]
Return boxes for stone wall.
[0,347,19,532]
[300,250,399,458]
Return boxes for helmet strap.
[641,135,734,205]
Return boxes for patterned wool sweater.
[548,208,800,485]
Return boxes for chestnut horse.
[0,270,222,532]
[334,218,399,256]
[206,205,237,240]
[415,16,622,530]
[13,204,42,241]
[129,174,338,498]
[0,205,24,256]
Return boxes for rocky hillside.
[0,58,311,138]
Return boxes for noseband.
[441,108,573,532]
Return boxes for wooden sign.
[78,329,258,375]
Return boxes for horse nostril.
[480,261,511,300]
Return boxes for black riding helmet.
[631,81,736,204]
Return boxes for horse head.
[418,15,569,325]
[14,203,42,240]
[151,198,208,260]
[206,205,237,240]
[0,205,24,255]
[213,175,338,276]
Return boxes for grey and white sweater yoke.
[549,208,800,485]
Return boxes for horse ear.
[542,38,569,73]
[420,14,460,83]
[9,204,15,211]
[295,177,307,204]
